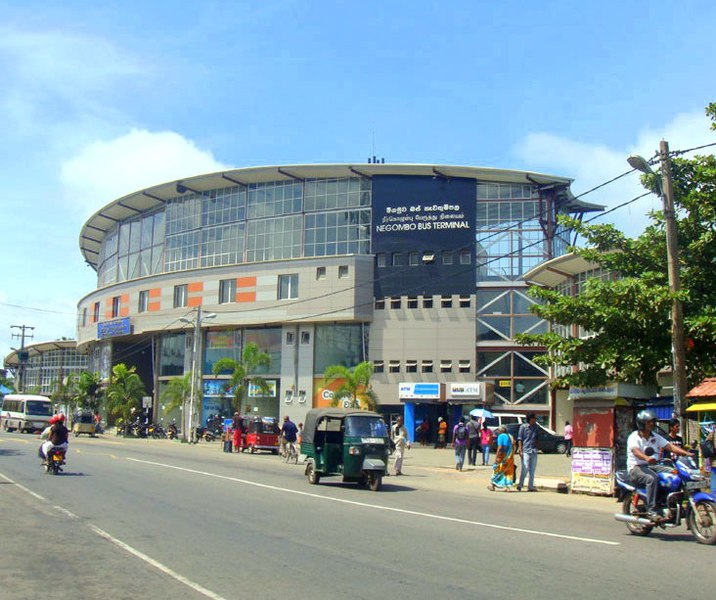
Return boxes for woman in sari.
[488,425,515,491]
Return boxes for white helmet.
[636,409,657,431]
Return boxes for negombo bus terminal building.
[74,163,600,436]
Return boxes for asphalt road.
[0,433,712,600]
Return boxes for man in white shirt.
[627,409,692,521]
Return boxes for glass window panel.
[477,352,511,377]
[314,324,365,373]
[514,352,547,376]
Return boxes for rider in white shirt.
[627,410,692,521]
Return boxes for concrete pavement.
[394,444,575,492]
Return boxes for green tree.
[52,372,79,417]
[76,371,104,414]
[160,373,193,416]
[212,342,271,412]
[322,361,377,410]
[517,102,716,389]
[106,363,146,435]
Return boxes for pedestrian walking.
[416,420,429,446]
[488,425,515,491]
[436,417,448,449]
[564,420,574,457]
[480,421,493,466]
[466,415,481,466]
[517,412,539,491]
[452,417,468,471]
[232,411,245,453]
[392,416,410,475]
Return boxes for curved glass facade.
[97,177,373,287]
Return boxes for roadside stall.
[568,383,656,495]
[685,378,716,480]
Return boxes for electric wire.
[2,142,706,342]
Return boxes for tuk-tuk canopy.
[302,408,384,446]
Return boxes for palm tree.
[76,371,104,414]
[160,373,192,415]
[323,361,377,411]
[106,363,146,435]
[212,342,271,412]
[52,372,79,418]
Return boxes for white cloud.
[60,129,232,216]
[513,110,714,237]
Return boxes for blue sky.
[1,0,715,363]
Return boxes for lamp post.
[180,306,216,442]
[627,140,687,423]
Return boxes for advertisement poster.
[570,447,614,495]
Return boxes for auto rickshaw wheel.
[368,474,382,492]
[306,462,320,485]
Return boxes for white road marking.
[88,524,228,600]
[0,470,228,600]
[0,472,46,501]
[127,457,620,546]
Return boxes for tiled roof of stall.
[79,163,602,270]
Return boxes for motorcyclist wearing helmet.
[39,414,69,463]
[627,409,692,521]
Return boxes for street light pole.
[180,306,216,443]
[628,140,687,422]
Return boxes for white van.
[482,412,527,432]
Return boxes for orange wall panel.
[187,296,203,307]
[148,301,161,312]
[236,277,256,288]
[236,291,256,303]
[149,288,162,298]
[188,282,204,293]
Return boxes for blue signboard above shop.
[97,317,131,339]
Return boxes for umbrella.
[468,408,494,419]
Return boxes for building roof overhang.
[79,163,598,270]
[3,340,80,369]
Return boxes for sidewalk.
[397,445,574,493]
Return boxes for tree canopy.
[516,103,716,389]
[212,342,271,412]
[105,363,145,434]
[322,361,377,411]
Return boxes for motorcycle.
[167,421,178,440]
[150,423,167,439]
[614,453,716,544]
[45,448,66,475]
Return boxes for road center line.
[0,470,228,600]
[127,457,620,546]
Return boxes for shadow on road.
[0,448,24,457]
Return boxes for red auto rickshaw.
[246,416,280,454]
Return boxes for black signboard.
[371,175,476,297]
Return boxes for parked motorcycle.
[45,448,66,475]
[614,453,716,544]
[150,423,167,439]
[167,421,178,440]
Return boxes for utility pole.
[11,324,34,392]
[660,140,688,423]
[627,141,687,426]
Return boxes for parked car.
[493,422,567,454]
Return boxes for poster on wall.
[314,377,371,409]
[570,447,614,495]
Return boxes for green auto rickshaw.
[301,408,391,491]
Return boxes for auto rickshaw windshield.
[344,415,388,438]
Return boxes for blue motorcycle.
[614,454,716,544]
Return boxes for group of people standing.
[451,416,493,471]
